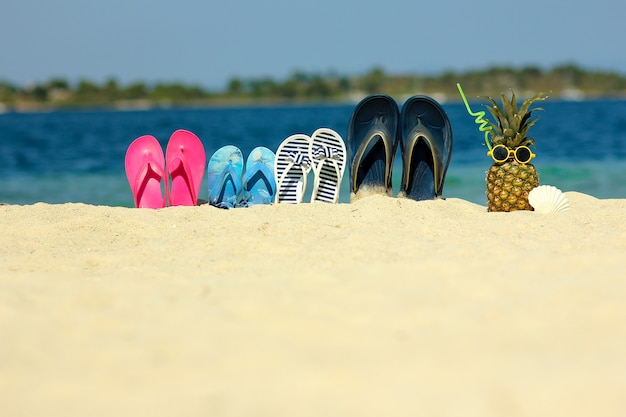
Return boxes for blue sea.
[1,99,626,207]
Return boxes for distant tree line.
[2,63,626,111]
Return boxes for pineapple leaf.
[511,90,518,116]
[491,134,506,146]
[484,100,504,133]
[505,91,520,131]
[511,113,523,135]
[521,136,536,147]
[484,90,547,148]
[500,93,514,129]
[520,111,532,128]
[520,115,541,136]
[518,92,547,118]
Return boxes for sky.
[3,0,626,90]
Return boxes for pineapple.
[484,90,547,212]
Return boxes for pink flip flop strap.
[168,152,198,205]
[134,160,166,208]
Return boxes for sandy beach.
[1,193,625,417]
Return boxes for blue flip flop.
[398,96,453,200]
[207,145,244,209]
[240,146,276,206]
[347,94,399,201]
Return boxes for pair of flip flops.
[207,145,276,208]
[347,95,453,201]
[125,130,206,208]
[275,128,346,204]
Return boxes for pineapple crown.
[484,90,547,149]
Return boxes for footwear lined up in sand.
[6,92,625,417]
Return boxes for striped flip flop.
[309,128,346,203]
[274,134,312,204]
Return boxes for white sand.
[1,193,625,417]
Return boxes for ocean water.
[1,99,626,207]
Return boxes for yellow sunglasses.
[488,144,536,164]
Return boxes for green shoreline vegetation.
[2,63,626,112]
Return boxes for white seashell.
[528,185,571,213]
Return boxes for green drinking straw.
[456,83,493,151]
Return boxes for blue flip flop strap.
[403,123,444,195]
[350,117,394,192]
[244,162,276,195]
[210,163,243,206]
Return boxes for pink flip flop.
[165,129,206,206]
[125,135,166,208]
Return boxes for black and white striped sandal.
[274,134,312,204]
[309,128,346,203]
